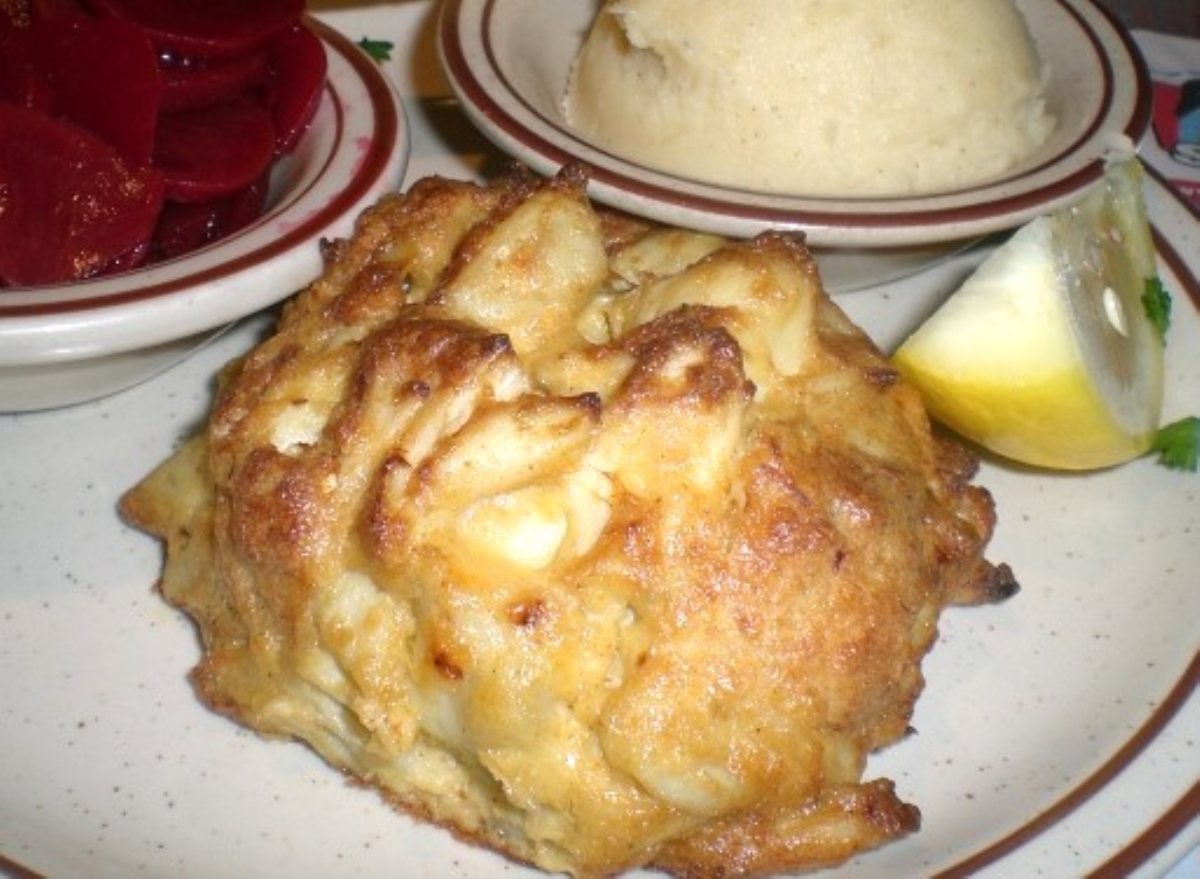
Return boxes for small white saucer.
[438,0,1150,248]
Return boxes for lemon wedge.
[892,160,1163,470]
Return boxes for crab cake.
[122,169,1016,878]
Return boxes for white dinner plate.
[0,163,1196,878]
[437,0,1152,247]
[0,2,1196,875]
[0,19,409,413]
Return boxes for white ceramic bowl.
[0,19,409,413]
[437,0,1151,248]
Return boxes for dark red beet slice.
[159,49,268,113]
[101,237,152,275]
[153,95,275,202]
[221,167,272,231]
[151,169,270,261]
[262,22,326,155]
[0,0,31,28]
[0,28,53,111]
[80,0,303,60]
[0,104,164,287]
[30,0,90,19]
[34,14,162,164]
[151,199,222,261]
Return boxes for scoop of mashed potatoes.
[564,0,1055,197]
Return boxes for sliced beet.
[0,104,164,287]
[153,95,275,202]
[151,169,270,261]
[221,167,272,231]
[101,237,152,274]
[150,199,223,260]
[0,28,53,111]
[0,0,31,28]
[1,0,110,112]
[262,22,326,155]
[159,48,268,112]
[34,14,163,164]
[80,0,303,60]
[30,0,90,20]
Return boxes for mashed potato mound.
[565,0,1055,197]
[123,169,1017,877]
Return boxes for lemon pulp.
[893,160,1163,470]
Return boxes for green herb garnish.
[1141,277,1172,343]
[1151,416,1200,472]
[358,37,394,63]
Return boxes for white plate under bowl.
[0,19,410,413]
[0,164,1197,879]
[437,0,1151,248]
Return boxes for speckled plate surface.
[438,0,1152,247]
[0,4,1197,878]
[0,18,409,413]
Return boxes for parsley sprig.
[1141,277,1172,342]
[357,37,394,63]
[1136,279,1199,472]
[1151,417,1200,472]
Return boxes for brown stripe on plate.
[1089,782,1200,878]
[933,652,1199,877]
[0,851,43,879]
[1149,163,1200,309]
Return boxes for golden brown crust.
[654,780,921,878]
[122,170,1015,877]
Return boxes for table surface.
[1099,0,1200,36]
